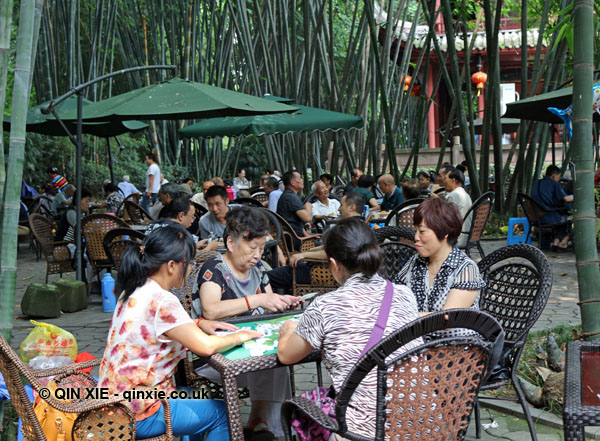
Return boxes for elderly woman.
[393,197,485,334]
[277,218,420,440]
[192,206,299,439]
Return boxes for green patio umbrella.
[503,81,600,123]
[2,96,148,137]
[178,96,363,138]
[57,78,297,122]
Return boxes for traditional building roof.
[374,3,548,52]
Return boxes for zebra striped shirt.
[295,273,421,438]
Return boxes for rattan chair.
[115,193,140,222]
[124,200,154,224]
[102,227,146,270]
[383,198,424,228]
[233,197,263,207]
[379,241,417,279]
[266,209,320,258]
[260,208,283,269]
[291,256,339,297]
[281,309,504,441]
[29,214,73,282]
[373,225,415,244]
[190,201,208,218]
[517,192,571,248]
[81,214,130,289]
[459,191,494,258]
[474,244,553,441]
[250,191,268,204]
[0,334,175,441]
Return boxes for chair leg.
[513,375,538,441]
[474,397,481,439]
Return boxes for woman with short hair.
[277,218,420,439]
[192,206,300,439]
[393,197,485,334]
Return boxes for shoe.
[245,419,274,441]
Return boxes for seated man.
[191,180,215,209]
[263,177,282,211]
[50,184,75,217]
[378,174,404,211]
[343,168,363,195]
[276,170,312,249]
[150,182,182,219]
[198,185,241,239]
[267,191,365,293]
[445,168,472,248]
[311,181,340,230]
[401,179,421,201]
[531,164,574,250]
[146,196,195,235]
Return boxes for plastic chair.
[379,241,417,279]
[281,309,503,441]
[373,225,415,244]
[507,217,531,245]
[517,193,571,248]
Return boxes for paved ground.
[7,239,583,440]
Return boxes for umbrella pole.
[550,124,556,165]
[75,92,83,282]
[106,138,114,183]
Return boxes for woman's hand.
[236,329,263,343]
[196,319,239,335]
[279,320,298,339]
[259,293,301,312]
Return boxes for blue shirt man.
[378,174,404,211]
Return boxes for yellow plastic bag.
[20,320,78,363]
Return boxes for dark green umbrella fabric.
[503,81,600,123]
[472,118,521,134]
[178,100,363,139]
[2,96,148,137]
[57,78,297,122]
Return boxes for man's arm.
[147,174,154,196]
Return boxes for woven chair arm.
[294,256,328,264]
[300,233,320,241]
[42,391,128,414]
[30,358,102,378]
[281,396,339,435]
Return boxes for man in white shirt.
[191,180,215,210]
[311,181,340,229]
[445,168,472,248]
[117,175,140,198]
[142,152,161,212]
[264,177,282,211]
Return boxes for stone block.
[21,283,61,318]
[54,278,88,312]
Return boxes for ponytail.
[117,224,196,300]
[323,218,383,277]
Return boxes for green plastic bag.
[19,320,78,363]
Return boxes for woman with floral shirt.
[99,225,261,441]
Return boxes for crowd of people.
[20,151,575,441]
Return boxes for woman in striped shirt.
[278,218,421,439]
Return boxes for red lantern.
[403,75,412,92]
[472,71,487,96]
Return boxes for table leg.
[222,372,245,440]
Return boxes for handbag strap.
[359,280,394,359]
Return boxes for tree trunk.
[572,0,600,341]
[0,0,42,342]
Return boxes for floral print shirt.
[98,279,193,420]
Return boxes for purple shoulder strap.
[359,280,394,359]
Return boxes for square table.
[563,341,600,440]
[205,311,321,440]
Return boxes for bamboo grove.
[21,0,596,209]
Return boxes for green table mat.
[221,313,301,360]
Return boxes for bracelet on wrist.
[245,296,251,311]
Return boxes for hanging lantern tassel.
[403,75,412,92]
[472,71,488,96]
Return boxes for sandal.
[245,418,274,441]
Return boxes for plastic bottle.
[101,273,116,313]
